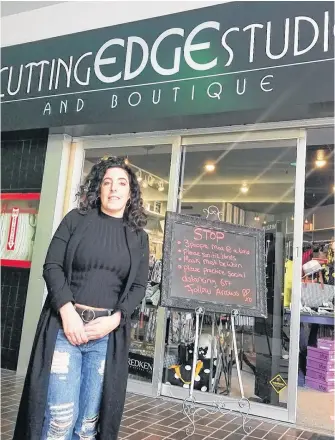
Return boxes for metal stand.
[180,308,251,437]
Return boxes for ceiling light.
[304,219,309,224]
[315,150,327,168]
[124,157,130,165]
[148,175,155,187]
[136,171,143,183]
[240,182,249,194]
[291,216,294,221]
[263,220,267,225]
[315,159,327,168]
[158,182,164,192]
[254,214,260,221]
[204,163,215,172]
[142,178,148,189]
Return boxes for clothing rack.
[285,239,293,259]
[305,239,332,244]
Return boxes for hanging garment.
[327,246,334,286]
[327,264,335,286]
[148,255,156,280]
[234,315,255,327]
[302,248,313,276]
[145,283,161,306]
[301,271,334,307]
[163,351,179,369]
[284,259,293,307]
[150,259,162,284]
[168,312,194,345]
[144,309,157,343]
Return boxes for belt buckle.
[81,308,96,323]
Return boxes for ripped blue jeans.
[41,329,108,440]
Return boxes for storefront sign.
[1,2,333,130]
[161,212,267,317]
[6,208,19,251]
[128,352,154,380]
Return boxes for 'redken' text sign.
[161,212,267,317]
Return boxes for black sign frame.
[161,212,267,317]
[1,2,333,131]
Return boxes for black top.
[70,210,131,309]
[16,209,149,440]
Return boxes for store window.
[162,138,299,407]
[83,144,172,383]
[296,128,334,432]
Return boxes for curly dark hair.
[76,156,147,230]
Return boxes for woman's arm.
[42,210,76,313]
[43,210,89,345]
[116,232,149,327]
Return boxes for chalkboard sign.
[161,212,267,317]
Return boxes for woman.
[14,156,149,440]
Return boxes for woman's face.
[100,167,130,217]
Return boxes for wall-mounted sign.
[128,352,154,380]
[1,2,333,131]
[270,374,287,394]
[6,208,19,251]
[0,195,39,268]
[161,212,267,317]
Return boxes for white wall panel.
[1,0,227,47]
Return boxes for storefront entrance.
[159,129,306,424]
[67,125,308,424]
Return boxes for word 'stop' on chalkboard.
[161,212,267,317]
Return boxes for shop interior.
[294,129,334,433]
[82,126,334,431]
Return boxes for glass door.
[160,129,306,423]
[78,137,176,397]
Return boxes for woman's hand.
[85,312,121,341]
[59,302,89,346]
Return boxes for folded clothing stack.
[306,338,335,393]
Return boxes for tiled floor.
[1,369,333,440]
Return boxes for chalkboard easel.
[161,212,267,318]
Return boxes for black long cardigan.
[13,208,149,440]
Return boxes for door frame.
[155,128,306,424]
[67,118,333,421]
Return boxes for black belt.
[75,307,114,323]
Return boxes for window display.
[0,193,40,268]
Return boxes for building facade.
[1,1,334,433]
